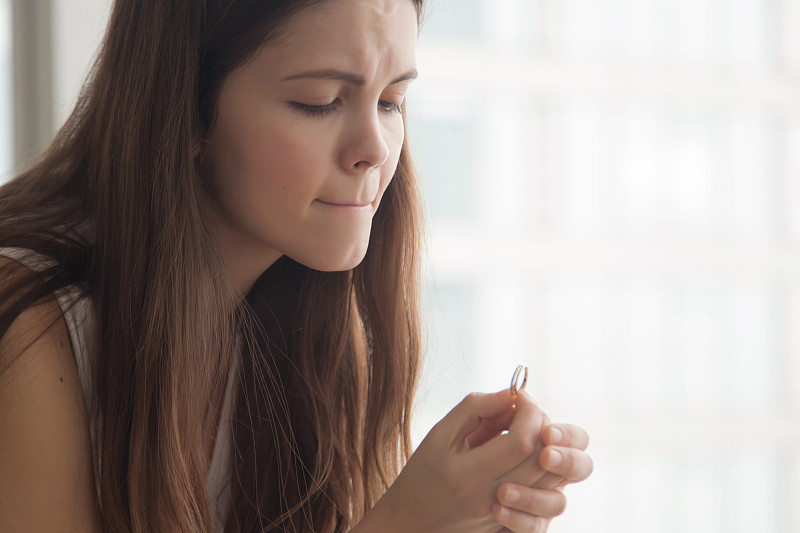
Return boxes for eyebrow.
[282,68,418,86]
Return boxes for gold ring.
[510,365,528,395]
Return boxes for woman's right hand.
[358,389,549,533]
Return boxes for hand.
[492,424,593,532]
[364,389,548,533]
[457,394,593,533]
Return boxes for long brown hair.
[0,1,425,532]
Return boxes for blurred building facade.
[411,1,800,532]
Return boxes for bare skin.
[0,258,101,532]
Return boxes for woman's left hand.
[492,423,593,533]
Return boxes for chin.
[290,243,369,273]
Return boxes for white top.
[0,246,236,531]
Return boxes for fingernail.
[550,427,563,444]
[548,449,563,467]
[505,487,520,503]
[499,507,511,518]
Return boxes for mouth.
[316,199,373,208]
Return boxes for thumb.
[434,390,515,448]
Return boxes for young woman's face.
[206,0,418,289]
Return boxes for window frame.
[11,0,53,174]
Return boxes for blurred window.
[412,113,479,222]
[411,1,800,532]
[0,0,12,182]
[422,0,485,42]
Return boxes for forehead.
[260,0,418,79]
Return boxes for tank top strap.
[0,246,96,415]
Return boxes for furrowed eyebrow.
[390,69,418,85]
[282,69,418,86]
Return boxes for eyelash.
[289,100,403,117]
[289,101,339,117]
[379,101,403,115]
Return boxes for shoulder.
[0,255,101,532]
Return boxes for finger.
[468,391,546,474]
[531,425,589,490]
[465,407,516,449]
[435,390,515,447]
[542,424,590,451]
[529,471,564,491]
[497,483,568,519]
[539,445,594,482]
[491,502,551,533]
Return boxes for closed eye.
[288,100,340,117]
[379,101,403,115]
[288,99,402,117]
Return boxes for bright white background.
[2,1,800,531]
[410,1,800,532]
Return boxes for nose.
[340,109,390,174]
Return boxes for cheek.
[378,124,406,194]
[233,123,324,204]
[378,161,396,196]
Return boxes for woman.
[0,1,593,532]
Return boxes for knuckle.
[511,433,535,457]
[498,504,550,533]
[530,516,551,533]
[461,391,481,407]
[543,446,566,471]
[519,487,539,510]
[499,482,520,506]
[559,447,575,469]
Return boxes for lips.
[316,199,372,208]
